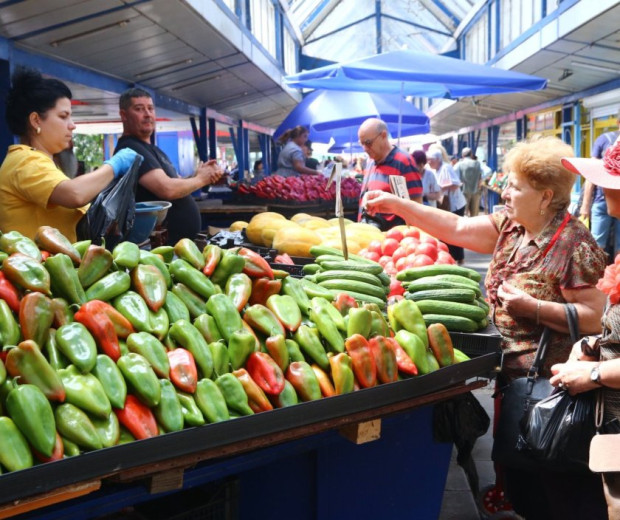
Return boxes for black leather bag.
[491,304,580,471]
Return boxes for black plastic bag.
[76,156,141,249]
[518,389,596,471]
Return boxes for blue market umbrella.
[274,89,429,142]
[311,120,430,145]
[284,50,547,98]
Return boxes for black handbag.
[491,303,581,471]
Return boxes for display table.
[0,353,499,519]
[197,201,268,229]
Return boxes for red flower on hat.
[597,254,620,304]
[603,141,620,178]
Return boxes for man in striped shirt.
[358,118,423,229]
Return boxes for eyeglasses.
[359,132,383,147]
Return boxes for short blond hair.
[503,135,576,213]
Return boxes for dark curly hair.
[5,67,72,136]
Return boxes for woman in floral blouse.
[363,135,607,519]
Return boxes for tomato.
[358,248,369,256]
[437,241,449,253]
[405,242,419,256]
[385,228,404,242]
[402,227,420,239]
[384,261,397,275]
[421,235,438,246]
[437,250,456,264]
[378,255,393,268]
[412,254,434,267]
[395,256,407,271]
[415,242,438,261]
[391,246,407,263]
[404,253,418,268]
[381,238,400,256]
[365,251,381,262]
[388,277,405,297]
[368,240,383,255]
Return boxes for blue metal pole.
[0,59,12,163]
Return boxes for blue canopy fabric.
[284,50,547,98]
[274,89,430,142]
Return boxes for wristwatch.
[590,363,603,386]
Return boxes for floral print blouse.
[486,210,606,380]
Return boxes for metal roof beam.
[381,13,453,38]
[300,0,342,36]
[417,0,460,31]
[304,14,374,45]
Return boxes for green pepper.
[112,241,141,270]
[171,283,206,319]
[0,357,5,386]
[300,278,334,301]
[113,291,153,333]
[176,390,205,426]
[5,339,66,401]
[210,251,245,287]
[215,372,254,416]
[6,383,56,456]
[150,245,175,263]
[174,238,205,270]
[163,290,191,323]
[131,264,167,312]
[228,329,256,370]
[293,325,329,370]
[368,309,390,338]
[205,293,243,342]
[243,304,286,338]
[91,354,127,409]
[329,353,355,395]
[169,259,216,300]
[78,245,114,288]
[266,294,302,332]
[90,411,120,448]
[34,226,81,264]
[44,329,68,370]
[58,364,112,418]
[117,426,135,445]
[3,253,51,295]
[194,313,223,343]
[202,244,222,276]
[394,329,429,374]
[270,379,298,408]
[208,341,230,377]
[0,416,33,471]
[117,353,161,407]
[149,307,169,341]
[72,239,91,259]
[61,435,81,456]
[347,307,372,339]
[153,379,184,433]
[168,319,213,379]
[51,297,74,327]
[285,361,322,402]
[284,338,304,364]
[225,272,252,311]
[126,332,170,379]
[0,298,21,347]
[195,378,230,423]
[265,334,290,372]
[309,298,345,353]
[0,230,41,261]
[85,271,132,302]
[55,403,102,451]
[139,250,172,288]
[45,253,86,305]
[56,322,98,373]
[389,299,428,348]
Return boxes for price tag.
[389,175,410,200]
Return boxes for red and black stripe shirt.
[358,146,423,221]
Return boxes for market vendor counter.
[197,200,268,230]
[0,352,499,520]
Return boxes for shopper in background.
[304,140,320,170]
[114,87,222,245]
[426,146,466,264]
[412,150,441,208]
[357,118,423,230]
[364,135,607,520]
[276,126,320,177]
[454,147,483,217]
[0,67,139,242]
[579,110,620,260]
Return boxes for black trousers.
[446,205,465,261]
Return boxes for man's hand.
[196,159,223,186]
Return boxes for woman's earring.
[540,209,545,216]
[36,127,41,135]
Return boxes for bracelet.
[536,300,542,325]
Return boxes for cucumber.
[319,261,384,275]
[314,269,384,288]
[318,279,387,300]
[476,297,490,312]
[432,274,481,291]
[326,289,386,309]
[300,278,334,300]
[315,254,351,264]
[302,263,322,275]
[376,271,391,287]
[406,279,481,296]
[310,246,378,264]
[415,299,487,321]
[422,314,478,332]
[396,264,482,282]
[406,288,476,304]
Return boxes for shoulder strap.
[565,303,580,342]
[528,326,552,378]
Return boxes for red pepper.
[202,244,222,277]
[114,394,159,440]
[392,338,418,376]
[74,302,121,362]
[32,431,64,463]
[344,334,377,388]
[249,277,282,307]
[232,368,274,413]
[167,348,198,394]
[368,336,399,384]
[80,300,134,338]
[40,250,51,261]
[245,351,285,396]
[311,364,336,397]
[0,272,21,313]
[237,247,274,279]
[333,292,358,316]
[273,253,294,265]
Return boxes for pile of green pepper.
[0,227,468,474]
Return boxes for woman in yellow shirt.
[0,67,139,241]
